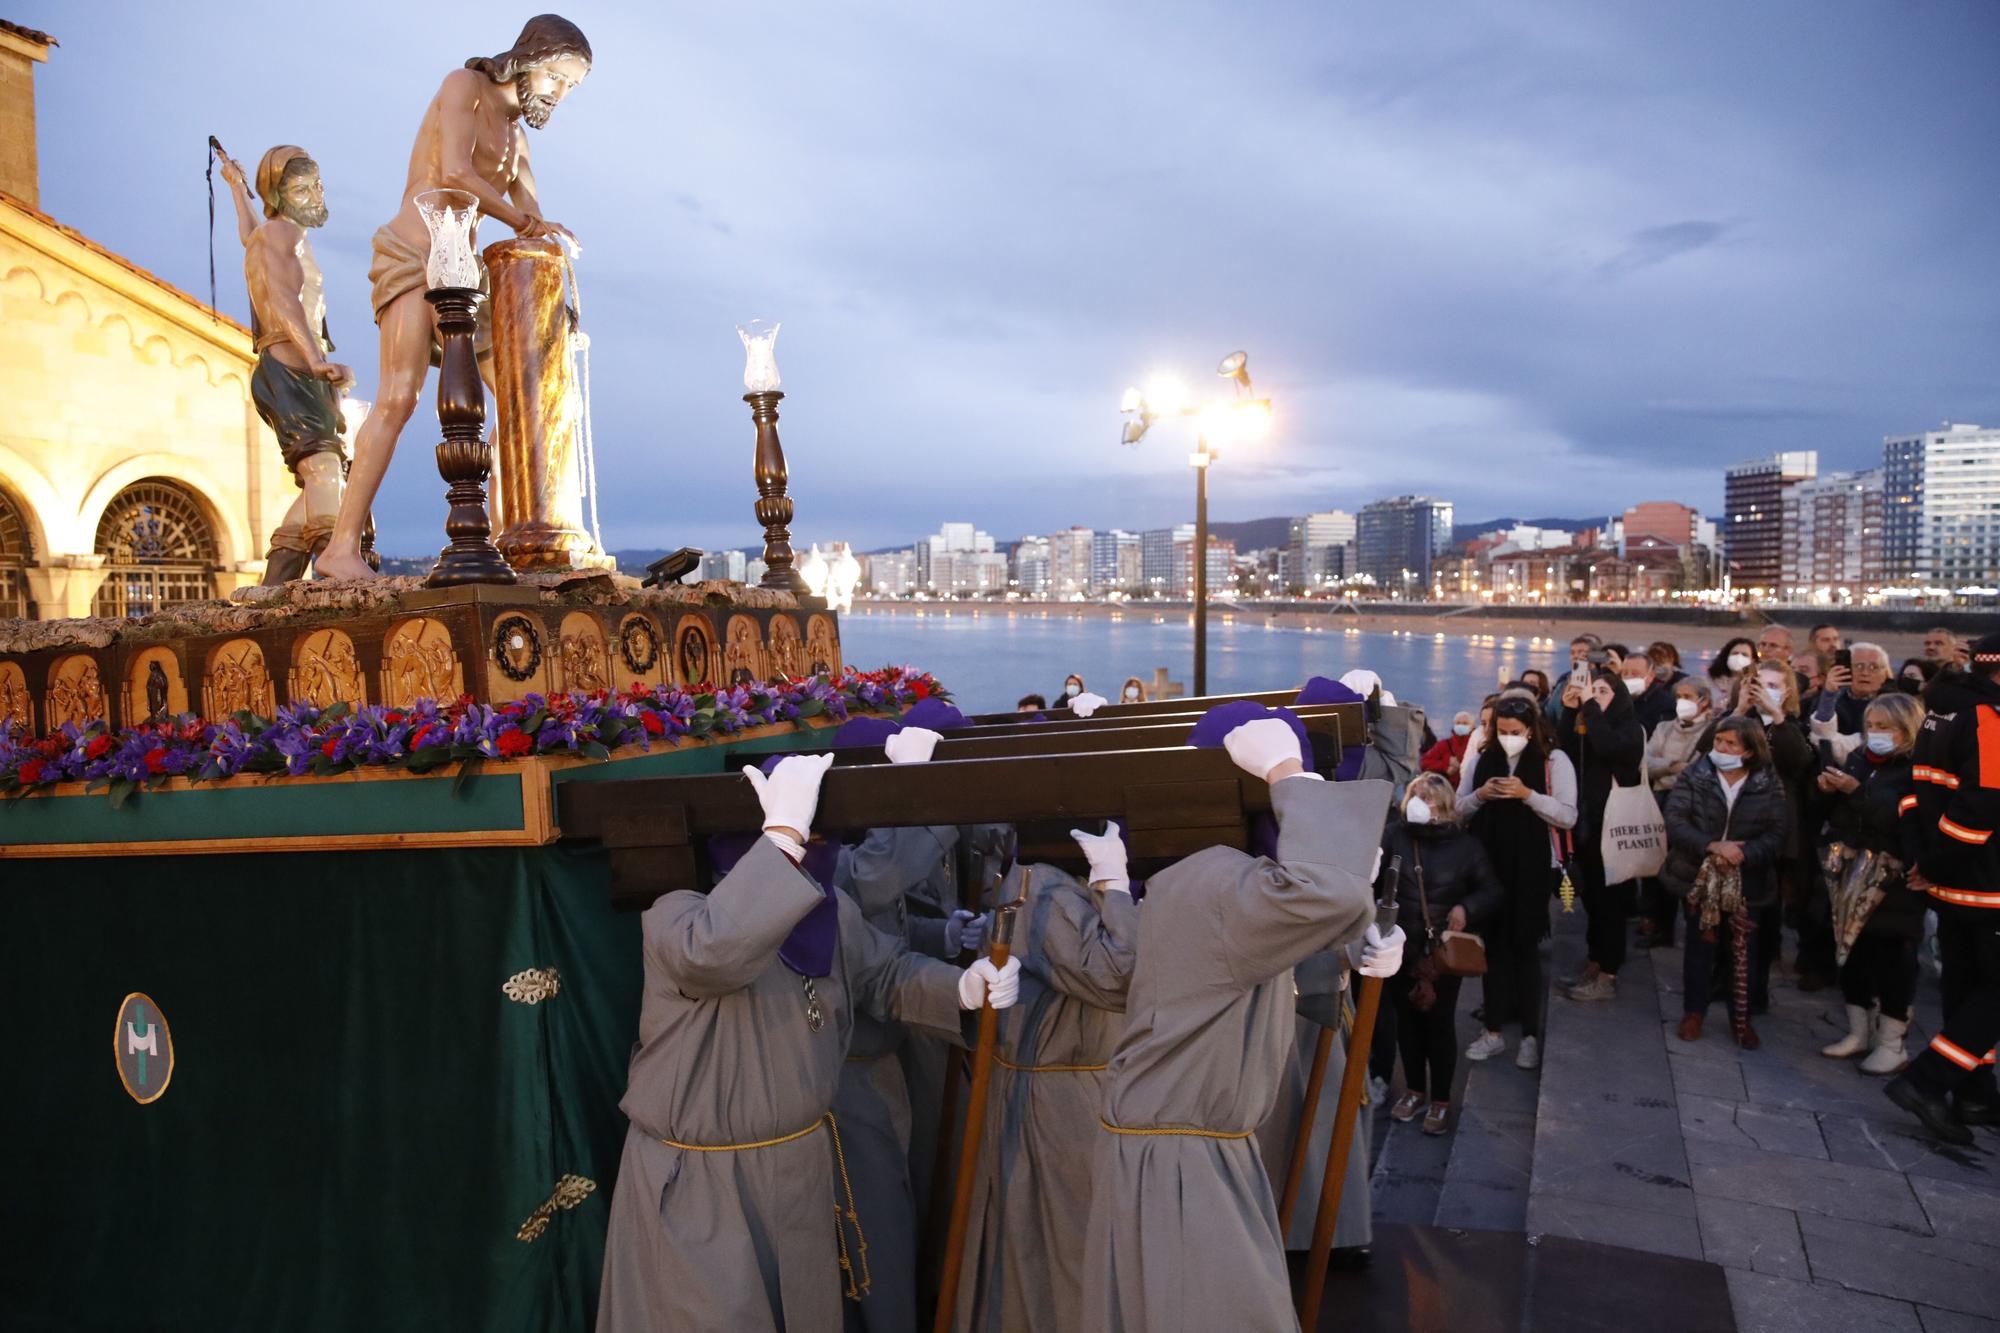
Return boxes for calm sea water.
[840,608,1578,719]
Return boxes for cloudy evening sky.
[16,1,1999,556]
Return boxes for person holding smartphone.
[1556,665,1647,1002]
[1810,643,1892,765]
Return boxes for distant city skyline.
[15,1,1999,557]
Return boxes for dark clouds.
[21,1,1998,552]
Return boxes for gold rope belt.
[997,1054,1109,1073]
[659,1112,872,1300]
[1098,1117,1255,1140]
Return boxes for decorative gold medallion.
[514,1173,598,1243]
[502,967,563,1005]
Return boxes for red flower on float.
[17,758,45,783]
[85,734,111,760]
[321,738,339,759]
[144,748,168,775]
[640,711,665,736]
[496,726,533,758]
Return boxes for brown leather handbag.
[1415,846,1488,978]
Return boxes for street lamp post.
[1119,351,1270,697]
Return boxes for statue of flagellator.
[314,14,592,580]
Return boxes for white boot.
[1861,1015,1909,1075]
[1822,1004,1873,1059]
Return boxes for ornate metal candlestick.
[418,189,515,589]
[739,320,809,594]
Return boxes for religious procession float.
[4,15,1383,1332]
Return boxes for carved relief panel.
[616,613,665,689]
[554,612,610,695]
[289,629,367,711]
[46,654,108,729]
[805,614,842,678]
[723,615,765,687]
[381,617,464,708]
[0,661,30,729]
[766,615,805,680]
[204,639,275,720]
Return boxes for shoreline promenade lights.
[1118,351,1272,694]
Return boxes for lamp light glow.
[738,319,782,393]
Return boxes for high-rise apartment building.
[1722,452,1817,590]
[1355,496,1454,592]
[1091,529,1142,594]
[917,522,996,590]
[1287,511,1356,589]
[863,549,918,597]
[1141,524,1195,595]
[698,549,748,583]
[1882,423,2000,587]
[1047,526,1094,599]
[1012,535,1051,597]
[1780,470,1883,597]
[1175,536,1236,597]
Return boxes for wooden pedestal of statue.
[486,237,613,573]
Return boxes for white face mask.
[1123,688,1140,701]
[1675,697,1700,721]
[1623,673,1651,694]
[1865,731,1897,756]
[1404,797,1433,825]
[1497,733,1530,758]
[1726,653,1753,674]
[1065,683,1081,697]
[1453,723,1472,737]
[1711,750,1745,771]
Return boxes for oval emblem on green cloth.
[114,992,174,1104]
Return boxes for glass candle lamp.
[416,189,482,290]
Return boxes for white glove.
[743,754,834,852]
[1345,923,1405,978]
[1070,822,1130,894]
[945,909,989,955]
[958,956,1022,1009]
[1222,717,1303,781]
[883,727,941,765]
[1070,691,1108,718]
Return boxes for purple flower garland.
[0,666,945,809]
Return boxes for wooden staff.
[1276,1025,1335,1235]
[932,903,1019,1333]
[920,835,998,1290]
[1297,855,1401,1331]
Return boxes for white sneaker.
[1465,1030,1506,1062]
[1515,1036,1541,1070]
[1366,1074,1388,1105]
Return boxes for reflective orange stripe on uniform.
[1940,817,1993,846]
[1899,795,1919,814]
[1915,765,1961,790]
[1980,706,2000,790]
[1932,1035,1984,1070]
[1928,885,2000,908]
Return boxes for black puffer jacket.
[1380,818,1507,946]
[1821,750,1926,940]
[1662,757,1790,909]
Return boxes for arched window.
[0,488,31,619]
[92,480,220,618]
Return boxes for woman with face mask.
[1707,637,1759,712]
[1057,673,1086,711]
[1555,668,1648,1002]
[1727,664,1819,1008]
[1119,676,1147,704]
[1419,710,1478,785]
[1813,694,1927,1074]
[1638,680,1713,948]
[1457,697,1578,1069]
[1663,717,1788,1048]
[1379,775,1505,1135]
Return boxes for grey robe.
[957,863,1138,1332]
[597,836,966,1333]
[1081,777,1391,1333]
[830,830,958,1333]
[1255,952,1372,1251]
[845,825,963,1230]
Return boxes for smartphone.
[1833,649,1852,671]
[1586,649,1612,667]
